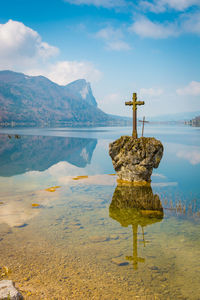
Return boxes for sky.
[0,0,200,117]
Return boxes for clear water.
[0,125,199,299]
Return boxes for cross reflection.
[109,185,164,270]
[126,223,145,270]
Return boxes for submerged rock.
[111,257,129,266]
[0,280,23,299]
[109,136,163,184]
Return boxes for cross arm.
[125,101,133,106]
[138,120,149,123]
[136,101,145,106]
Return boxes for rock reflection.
[0,135,97,176]
[109,185,164,269]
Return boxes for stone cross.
[125,93,145,138]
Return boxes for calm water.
[0,125,200,299]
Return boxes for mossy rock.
[109,136,163,183]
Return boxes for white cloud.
[0,20,59,70]
[165,0,200,10]
[64,0,127,8]
[96,27,123,40]
[129,16,179,38]
[139,0,200,12]
[0,20,102,86]
[96,27,131,51]
[182,12,200,34]
[176,81,200,96]
[28,60,102,85]
[130,11,200,39]
[139,87,163,97]
[139,1,166,12]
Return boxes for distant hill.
[148,111,200,122]
[0,70,128,125]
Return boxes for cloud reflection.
[177,149,200,165]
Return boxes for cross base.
[132,130,137,139]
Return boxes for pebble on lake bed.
[0,280,23,299]
[111,257,129,266]
[89,236,110,243]
[89,235,120,243]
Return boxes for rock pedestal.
[109,136,163,184]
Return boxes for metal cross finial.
[125,93,145,138]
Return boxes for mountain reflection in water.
[109,185,164,269]
[0,134,97,176]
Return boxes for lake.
[0,124,200,299]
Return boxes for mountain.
[0,134,97,176]
[0,70,122,125]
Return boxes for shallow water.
[0,125,200,299]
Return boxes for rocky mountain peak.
[64,78,97,107]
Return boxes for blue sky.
[0,0,200,117]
